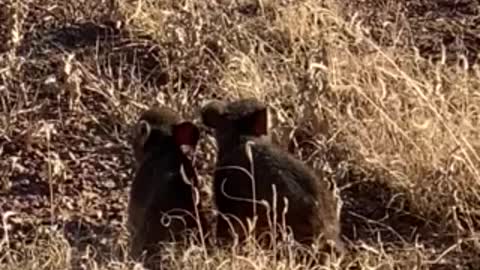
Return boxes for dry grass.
[1,0,479,269]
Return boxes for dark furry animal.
[127,107,206,264]
[201,98,343,253]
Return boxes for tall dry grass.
[1,0,479,269]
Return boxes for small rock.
[103,180,116,189]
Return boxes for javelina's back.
[201,98,343,251]
[127,107,206,263]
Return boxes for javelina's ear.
[172,122,200,147]
[134,120,152,146]
[200,100,226,128]
[249,107,268,136]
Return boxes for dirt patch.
[339,0,480,65]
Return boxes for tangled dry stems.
[1,0,479,269]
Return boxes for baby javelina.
[201,98,344,254]
[127,107,206,263]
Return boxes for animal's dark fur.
[127,107,206,264]
[201,98,343,253]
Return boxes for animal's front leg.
[127,204,148,260]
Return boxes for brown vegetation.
[1,0,479,269]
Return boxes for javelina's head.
[200,98,269,150]
[131,107,199,164]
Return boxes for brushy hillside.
[1,0,479,269]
